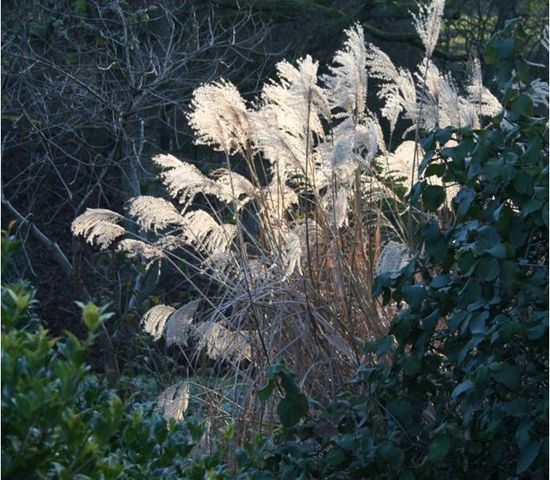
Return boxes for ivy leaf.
[428,434,450,462]
[336,434,357,452]
[422,185,446,211]
[277,394,308,428]
[452,380,474,399]
[326,448,346,466]
[377,441,404,468]
[435,127,453,144]
[402,285,426,311]
[403,355,421,376]
[516,441,541,474]
[279,371,301,399]
[512,94,534,117]
[515,422,530,449]
[424,163,445,178]
[495,38,516,58]
[470,311,489,334]
[513,171,534,195]
[257,381,274,402]
[363,335,394,357]
[493,363,522,389]
[430,274,451,289]
[453,187,475,217]
[387,399,413,426]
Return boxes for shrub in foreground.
[1,276,229,479]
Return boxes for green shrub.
[1,280,231,479]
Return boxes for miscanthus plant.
[72,0,522,427]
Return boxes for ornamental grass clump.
[72,0,515,435]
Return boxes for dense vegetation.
[1,1,548,479]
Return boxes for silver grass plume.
[251,56,329,176]
[141,304,175,341]
[116,239,165,263]
[282,228,303,278]
[71,208,126,248]
[126,196,185,232]
[156,382,190,422]
[365,44,416,135]
[180,210,237,255]
[466,59,503,120]
[285,220,322,276]
[411,0,446,58]
[379,141,418,181]
[322,23,367,122]
[164,300,200,347]
[414,60,469,129]
[152,154,226,211]
[187,79,250,155]
[326,187,349,230]
[210,168,256,208]
[261,181,299,227]
[275,56,331,123]
[193,322,252,362]
[377,241,411,277]
[318,119,379,186]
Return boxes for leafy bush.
[1,278,231,479]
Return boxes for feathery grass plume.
[71,208,126,248]
[72,7,523,439]
[376,240,411,277]
[322,23,367,122]
[323,187,349,230]
[180,210,237,255]
[152,154,223,211]
[187,79,250,155]
[126,196,185,232]
[276,56,331,124]
[411,0,446,58]
[193,322,252,362]
[365,44,417,135]
[251,56,328,177]
[141,304,175,341]
[466,59,503,120]
[156,382,190,422]
[164,300,200,347]
[282,220,323,276]
[141,301,251,363]
[211,168,256,197]
[380,141,418,180]
[282,229,303,278]
[414,59,475,129]
[210,168,256,209]
[261,181,299,227]
[116,239,165,263]
[318,120,378,188]
[529,78,549,109]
